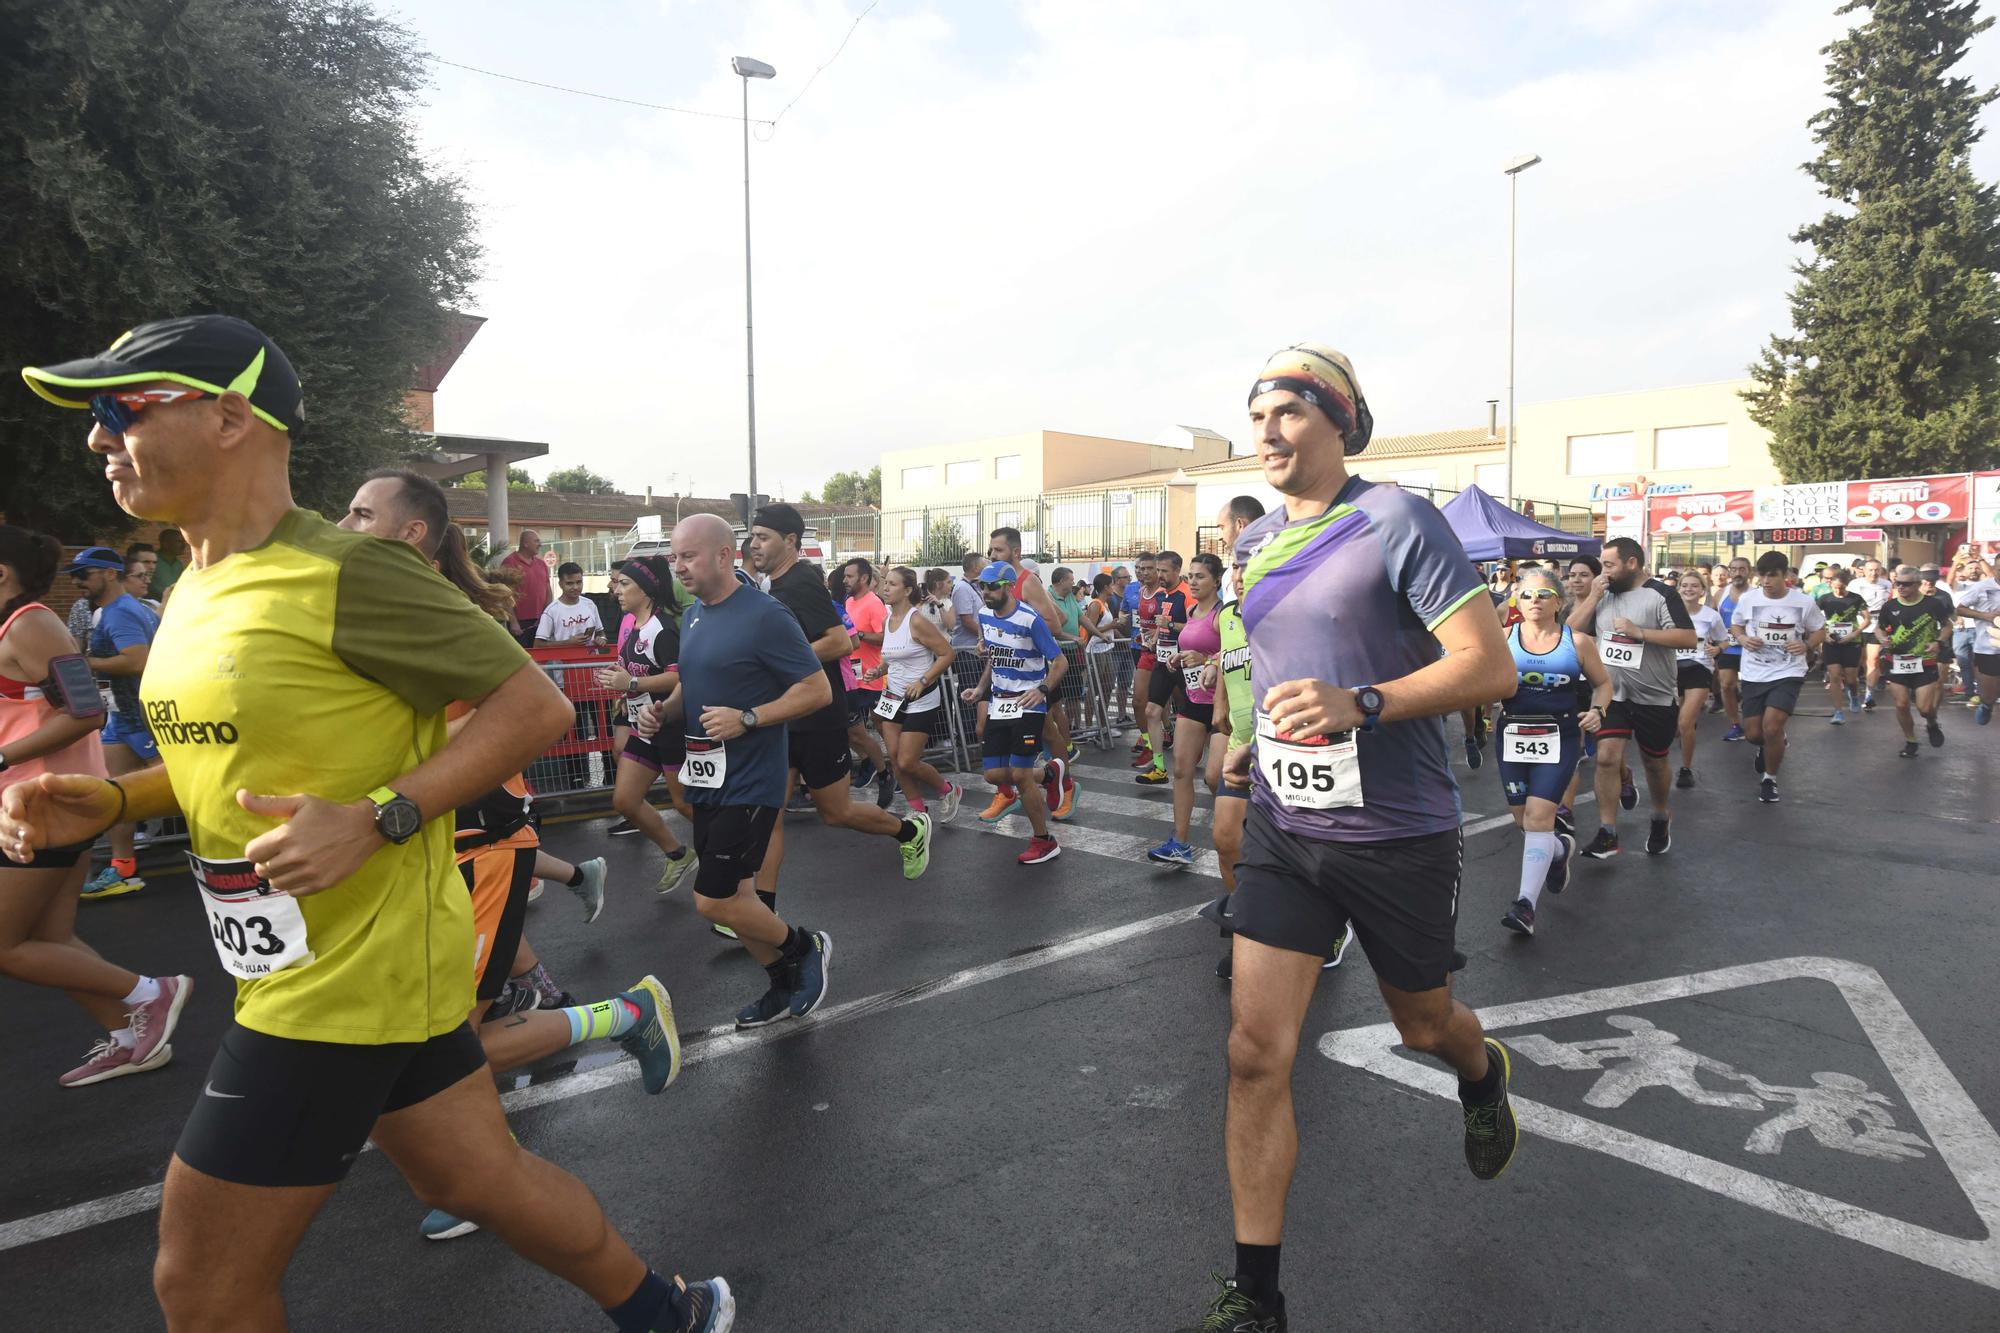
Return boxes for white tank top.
[1085,598,1114,654]
[880,606,940,714]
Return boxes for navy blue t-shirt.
[677,584,824,808]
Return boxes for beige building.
[1510,378,1779,509]
[879,427,1231,514]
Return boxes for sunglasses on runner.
[1894,579,1920,587]
[1518,588,1560,600]
[89,387,210,435]
[979,580,1011,591]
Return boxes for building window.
[900,466,935,490]
[1474,463,1509,494]
[994,511,1019,530]
[945,460,979,486]
[1654,424,1727,471]
[1566,431,1635,475]
[994,454,1022,481]
[902,517,924,543]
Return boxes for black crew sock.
[757,888,777,912]
[1233,1242,1281,1303]
[780,925,812,962]
[565,864,586,888]
[1459,1047,1504,1105]
[605,1269,683,1333]
[895,819,919,843]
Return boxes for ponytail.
[0,525,64,625]
[435,522,512,622]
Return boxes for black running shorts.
[690,803,779,899]
[1975,651,2000,677]
[1148,667,1178,706]
[788,726,852,792]
[1228,804,1463,992]
[981,711,1048,770]
[1740,676,1804,717]
[1821,642,1862,669]
[1884,667,1940,691]
[7,837,91,870]
[1675,661,1714,694]
[1598,699,1678,758]
[176,1022,486,1187]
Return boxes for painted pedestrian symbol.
[1509,1013,1929,1162]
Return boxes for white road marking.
[1319,956,2000,1291]
[0,779,1548,1255]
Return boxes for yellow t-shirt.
[142,508,529,1043]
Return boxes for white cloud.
[396,0,2000,499]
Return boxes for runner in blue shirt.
[958,561,1068,866]
[1189,342,1522,1332]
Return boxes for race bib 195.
[189,855,313,979]
[1255,711,1362,810]
[681,735,727,789]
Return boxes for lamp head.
[1503,152,1543,175]
[732,56,776,79]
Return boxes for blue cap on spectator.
[976,561,1017,585]
[64,546,124,574]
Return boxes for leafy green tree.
[544,465,618,494]
[915,517,967,564]
[815,465,881,508]
[0,0,481,536]
[1747,0,2000,481]
[453,466,535,491]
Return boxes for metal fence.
[874,487,1171,568]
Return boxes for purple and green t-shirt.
[1234,476,1486,844]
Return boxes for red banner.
[1842,474,1969,525]
[1648,489,1755,534]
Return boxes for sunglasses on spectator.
[90,387,209,435]
[1518,588,1560,600]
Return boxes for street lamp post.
[1503,151,1541,510]
[733,56,776,507]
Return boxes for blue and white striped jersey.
[980,603,1062,712]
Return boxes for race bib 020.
[188,855,313,980]
[1255,711,1362,810]
[1599,634,1643,670]
[681,735,727,789]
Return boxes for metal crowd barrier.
[931,644,1124,774]
[529,650,624,798]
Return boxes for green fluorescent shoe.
[1179,1273,1285,1332]
[900,812,932,881]
[617,974,682,1094]
[657,847,697,895]
[1462,1037,1519,1180]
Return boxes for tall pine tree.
[1747,0,2000,481]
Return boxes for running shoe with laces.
[1135,766,1170,786]
[1053,779,1078,821]
[710,922,739,940]
[1581,828,1620,859]
[1759,775,1781,802]
[609,817,641,836]
[1501,897,1536,937]
[899,812,933,881]
[1147,837,1194,867]
[1977,702,1993,725]
[1545,831,1575,894]
[1041,756,1068,815]
[527,878,545,903]
[978,789,1020,823]
[735,975,792,1029]
[1898,740,1920,759]
[850,757,877,789]
[787,931,832,1018]
[617,975,683,1094]
[875,769,896,809]
[1926,716,1945,747]
[59,1034,172,1087]
[1829,708,1846,725]
[785,786,817,814]
[1018,835,1061,865]
[668,1276,736,1333]
[1753,746,1765,775]
[1863,690,1878,711]
[127,974,190,1067]
[569,857,607,923]
[657,846,697,894]
[1462,1038,1519,1180]
[1723,723,1745,741]
[1180,1274,1285,1332]
[79,865,144,901]
[419,1208,479,1241]
[1553,807,1576,841]
[1130,747,1156,769]
[1645,816,1671,856]
[1464,734,1481,770]
[937,782,964,824]
[1675,766,1695,789]
[1619,772,1637,810]
[483,978,539,1021]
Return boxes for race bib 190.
[189,855,313,980]
[1255,711,1362,810]
[1599,634,1643,669]
[681,735,727,789]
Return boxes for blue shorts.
[1496,713,1581,807]
[102,715,159,762]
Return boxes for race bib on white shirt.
[681,735,727,789]
[189,855,313,979]
[97,681,117,713]
[1674,646,1707,665]
[1501,718,1562,765]
[874,689,903,720]
[989,694,1027,722]
[1600,634,1643,669]
[1891,654,1926,675]
[1761,626,1799,648]
[1255,711,1362,810]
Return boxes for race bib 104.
[189,855,313,979]
[681,735,727,789]
[1255,711,1362,810]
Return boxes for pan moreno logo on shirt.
[143,698,240,745]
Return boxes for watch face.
[380,798,422,842]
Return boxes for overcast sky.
[389,0,2000,499]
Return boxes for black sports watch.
[1352,686,1385,733]
[739,708,760,731]
[367,786,424,845]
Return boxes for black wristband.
[104,777,127,829]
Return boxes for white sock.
[109,1026,138,1049]
[1519,831,1558,908]
[122,976,160,1008]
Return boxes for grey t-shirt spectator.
[1591,579,1694,707]
[677,584,825,808]
[947,576,983,652]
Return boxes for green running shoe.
[900,811,932,881]
[1462,1037,1519,1180]
[617,975,682,1094]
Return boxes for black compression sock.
[780,925,811,962]
[1233,1242,1281,1303]
[565,865,585,888]
[604,1269,683,1333]
[1459,1049,1504,1104]
[896,819,919,843]
[757,888,777,912]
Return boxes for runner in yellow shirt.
[7,316,732,1332]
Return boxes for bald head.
[672,512,738,600]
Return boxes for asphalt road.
[3,696,1999,1332]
